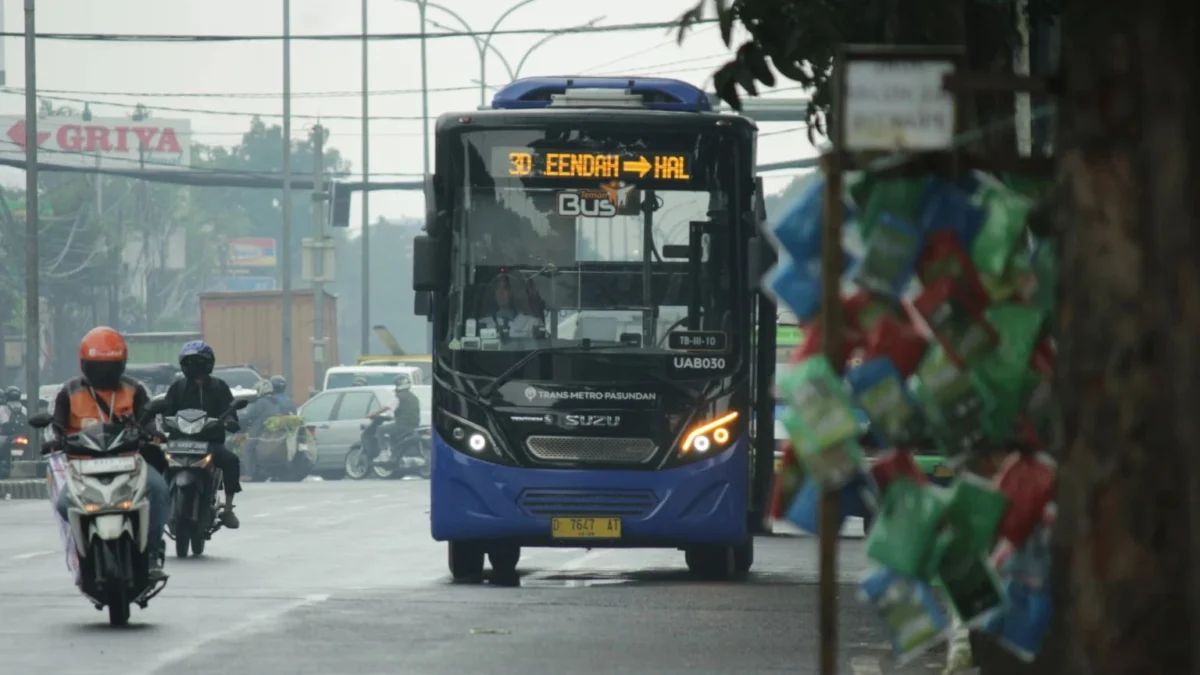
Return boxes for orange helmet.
[79,327,128,389]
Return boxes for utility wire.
[0,20,715,42]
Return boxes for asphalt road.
[0,480,945,675]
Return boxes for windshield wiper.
[476,341,631,399]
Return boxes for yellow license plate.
[551,516,622,539]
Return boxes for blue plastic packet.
[764,258,821,322]
[919,178,985,249]
[981,580,1053,662]
[845,357,926,447]
[858,566,950,665]
[768,174,857,263]
[999,524,1052,590]
[854,215,925,296]
[785,472,877,534]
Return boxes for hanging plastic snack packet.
[776,356,862,446]
[909,346,989,457]
[765,258,822,323]
[913,277,999,367]
[857,176,929,241]
[933,529,1008,627]
[846,357,926,446]
[768,175,825,262]
[844,290,903,335]
[785,471,877,535]
[943,473,1009,555]
[980,579,1053,662]
[854,215,925,296]
[870,450,928,493]
[994,453,1057,548]
[862,314,929,377]
[970,182,1033,280]
[916,231,992,315]
[790,319,862,366]
[998,523,1053,591]
[859,566,950,665]
[919,178,986,248]
[865,478,949,578]
[780,408,866,490]
[1030,240,1058,318]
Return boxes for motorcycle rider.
[160,340,243,529]
[0,386,25,425]
[269,376,297,414]
[238,380,278,480]
[48,327,170,580]
[371,373,421,463]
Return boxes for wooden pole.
[817,49,849,675]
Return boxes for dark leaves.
[737,42,776,87]
[675,2,706,45]
[716,0,735,47]
[712,61,743,110]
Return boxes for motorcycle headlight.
[176,417,206,435]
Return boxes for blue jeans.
[55,464,169,552]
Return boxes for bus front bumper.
[429,432,749,548]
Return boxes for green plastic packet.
[943,473,1009,554]
[858,177,928,240]
[973,361,1039,443]
[780,409,864,489]
[776,356,861,452]
[971,184,1033,279]
[980,250,1034,303]
[909,347,989,457]
[933,529,1008,626]
[1000,172,1054,202]
[856,369,927,447]
[865,478,949,579]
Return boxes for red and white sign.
[0,115,192,170]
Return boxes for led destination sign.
[492,148,692,181]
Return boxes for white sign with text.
[0,116,192,170]
[844,60,957,151]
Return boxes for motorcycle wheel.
[344,445,370,480]
[281,453,313,482]
[107,588,130,626]
[190,531,206,556]
[174,521,192,558]
[371,463,397,479]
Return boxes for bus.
[411,77,777,581]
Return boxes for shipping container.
[199,290,338,406]
[125,332,203,365]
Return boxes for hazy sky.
[0,0,817,228]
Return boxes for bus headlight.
[439,410,508,463]
[679,411,739,457]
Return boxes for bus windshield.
[441,126,747,378]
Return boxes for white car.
[322,364,424,390]
[299,384,431,479]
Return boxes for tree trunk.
[1051,1,1198,674]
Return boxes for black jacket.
[162,376,240,443]
[393,389,420,431]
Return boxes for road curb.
[0,479,49,500]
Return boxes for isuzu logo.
[563,414,621,428]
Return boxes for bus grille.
[518,488,658,518]
[524,436,657,464]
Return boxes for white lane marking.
[11,550,53,560]
[137,593,330,675]
[251,512,274,519]
[282,505,307,512]
[849,656,883,675]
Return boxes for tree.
[681,1,1198,674]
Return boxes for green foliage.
[264,414,306,433]
[677,0,1062,139]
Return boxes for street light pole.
[281,0,294,385]
[23,0,39,445]
[360,0,371,355]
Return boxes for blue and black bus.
[411,77,778,580]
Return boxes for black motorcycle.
[0,416,30,480]
[344,413,431,480]
[161,399,248,558]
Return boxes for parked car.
[298,384,431,480]
[322,364,423,390]
[213,365,267,392]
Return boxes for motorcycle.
[162,399,248,558]
[0,417,29,479]
[344,413,431,480]
[237,415,318,483]
[26,402,169,626]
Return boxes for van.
[322,364,423,391]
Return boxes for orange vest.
[62,376,139,434]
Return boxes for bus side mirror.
[412,235,448,292]
[413,291,431,317]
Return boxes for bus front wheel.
[686,544,746,581]
[448,542,485,580]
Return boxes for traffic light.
[330,182,353,228]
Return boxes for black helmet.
[270,375,287,394]
[3,386,21,403]
[179,340,216,379]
